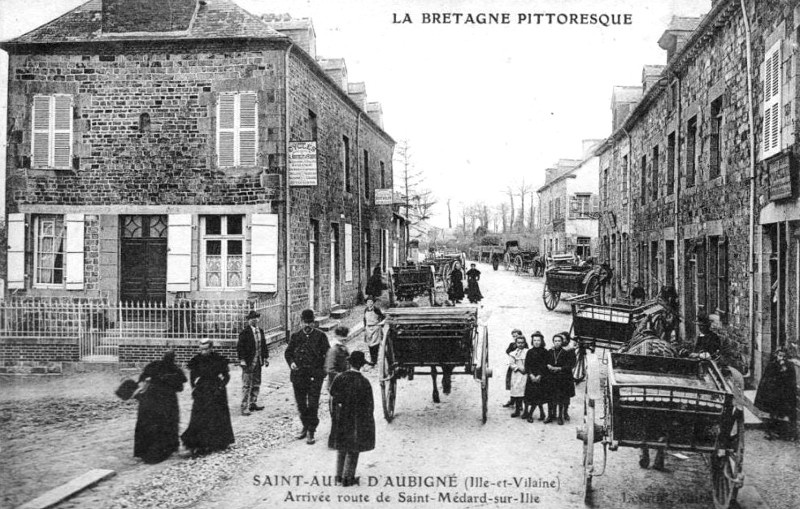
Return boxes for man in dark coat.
[286,309,330,444]
[329,351,375,486]
[365,265,386,301]
[134,350,186,463]
[238,310,270,416]
[181,339,235,455]
[755,348,797,440]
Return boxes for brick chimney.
[102,0,196,33]
[657,16,703,62]
[611,86,643,132]
[317,58,348,91]
[642,65,667,93]
[366,102,383,129]
[262,15,317,59]
[348,82,367,111]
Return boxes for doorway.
[120,215,167,303]
[330,224,340,306]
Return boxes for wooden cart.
[578,352,745,508]
[379,307,492,423]
[387,265,436,307]
[542,257,609,310]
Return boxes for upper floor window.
[686,116,697,187]
[32,95,73,169]
[363,150,370,200]
[667,133,676,195]
[217,92,257,167]
[201,215,245,289]
[709,97,723,179]
[380,161,386,188]
[763,41,781,158]
[342,136,351,193]
[570,193,593,219]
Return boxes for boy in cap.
[325,326,350,391]
[237,310,269,416]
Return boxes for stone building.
[0,0,399,367]
[596,0,800,403]
[537,141,601,259]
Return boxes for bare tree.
[506,187,515,232]
[498,202,508,233]
[447,198,452,229]
[516,178,533,232]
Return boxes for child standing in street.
[363,298,386,367]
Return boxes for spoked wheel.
[584,276,602,304]
[582,397,596,505]
[710,411,745,509]
[479,326,491,424]
[573,343,587,384]
[514,255,524,274]
[379,335,397,422]
[542,281,561,310]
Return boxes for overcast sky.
[0,0,710,228]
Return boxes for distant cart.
[387,265,436,307]
[542,254,610,310]
[379,306,491,423]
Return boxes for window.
[710,97,723,179]
[669,81,678,112]
[651,145,659,201]
[665,239,675,286]
[640,155,647,204]
[708,235,728,322]
[32,95,73,169]
[686,116,697,187]
[621,233,629,286]
[603,167,609,207]
[217,92,257,167]
[342,136,351,193]
[576,237,591,259]
[201,215,244,289]
[650,240,659,297]
[34,215,66,286]
[570,194,592,218]
[667,132,676,195]
[308,109,317,140]
[621,155,628,196]
[763,41,781,158]
[554,198,561,220]
[363,150,370,200]
[380,161,386,188]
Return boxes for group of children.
[504,329,577,425]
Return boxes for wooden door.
[120,215,168,303]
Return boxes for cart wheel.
[514,255,524,274]
[711,411,745,509]
[584,276,602,304]
[480,326,490,424]
[542,282,561,310]
[583,397,596,505]
[573,344,587,384]
[379,335,397,422]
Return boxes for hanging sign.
[374,188,394,205]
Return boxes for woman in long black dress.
[134,350,187,463]
[465,263,483,303]
[181,339,235,455]
[524,332,548,423]
[755,348,797,440]
[447,261,465,303]
[544,333,575,425]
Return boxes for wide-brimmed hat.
[246,310,260,320]
[301,309,316,323]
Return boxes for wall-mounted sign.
[288,141,318,186]
[767,153,795,202]
[374,188,394,205]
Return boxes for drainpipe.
[739,0,757,378]
[622,127,632,290]
[356,111,364,302]
[673,73,682,337]
[283,43,294,341]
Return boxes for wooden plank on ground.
[19,469,116,509]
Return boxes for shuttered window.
[200,215,245,290]
[763,41,781,158]
[32,95,73,169]
[217,92,258,167]
[34,215,67,287]
[344,223,353,282]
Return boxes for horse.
[430,365,454,403]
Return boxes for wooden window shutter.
[719,236,729,321]
[763,41,781,158]
[7,213,26,289]
[32,96,51,168]
[167,214,193,292]
[217,94,236,167]
[53,95,73,169]
[250,213,279,292]
[696,239,707,315]
[344,223,353,282]
[64,214,84,290]
[238,92,258,166]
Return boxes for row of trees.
[451,179,539,236]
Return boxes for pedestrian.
[755,348,797,440]
[524,332,548,423]
[508,334,529,418]
[559,330,575,421]
[544,333,575,425]
[363,297,386,367]
[329,350,376,487]
[465,263,483,303]
[133,350,186,463]
[325,326,350,391]
[690,313,721,360]
[237,310,270,416]
[181,339,235,455]
[286,309,331,445]
[447,261,465,303]
[502,329,526,408]
[655,285,680,345]
[630,285,646,306]
[365,265,386,303]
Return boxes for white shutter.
[250,213,279,292]
[344,223,353,282]
[7,213,26,289]
[64,214,84,290]
[238,92,257,166]
[763,41,781,158]
[217,94,236,167]
[53,95,73,169]
[167,214,193,292]
[383,229,389,269]
[32,96,51,168]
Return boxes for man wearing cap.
[286,309,330,444]
[237,310,269,416]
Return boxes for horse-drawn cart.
[578,352,744,508]
[387,265,436,307]
[542,256,610,310]
[379,307,491,423]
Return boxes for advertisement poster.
[1,1,798,509]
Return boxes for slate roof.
[5,0,286,45]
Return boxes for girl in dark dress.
[544,333,575,425]
[447,261,465,303]
[181,339,235,455]
[524,332,548,423]
[329,351,376,486]
[755,348,798,440]
[465,263,483,303]
[134,351,187,463]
